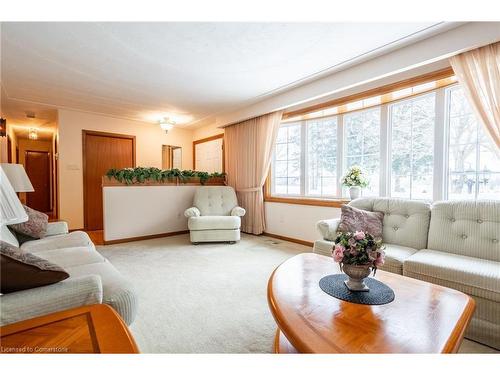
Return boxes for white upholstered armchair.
[184,186,246,244]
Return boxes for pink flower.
[354,231,365,240]
[374,251,385,266]
[332,244,345,263]
[348,237,357,247]
[349,247,359,256]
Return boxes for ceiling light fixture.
[159,118,175,134]
[28,128,38,140]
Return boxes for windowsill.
[264,195,350,208]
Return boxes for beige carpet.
[97,234,497,354]
[98,233,307,353]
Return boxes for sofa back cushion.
[349,197,431,250]
[428,200,500,261]
[194,186,238,216]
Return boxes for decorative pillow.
[9,205,49,239]
[0,241,69,294]
[337,205,384,239]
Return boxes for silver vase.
[342,263,372,292]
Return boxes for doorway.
[83,130,136,231]
[25,150,52,212]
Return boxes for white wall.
[103,185,198,241]
[58,109,194,229]
[264,202,341,243]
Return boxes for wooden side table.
[0,304,139,354]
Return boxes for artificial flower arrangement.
[332,231,385,273]
[341,165,369,188]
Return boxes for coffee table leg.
[274,329,299,354]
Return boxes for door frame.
[192,133,225,172]
[25,149,52,212]
[82,130,136,230]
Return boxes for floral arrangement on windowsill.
[341,166,369,199]
[105,167,226,185]
[332,231,385,291]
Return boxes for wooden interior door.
[83,131,135,231]
[25,150,51,212]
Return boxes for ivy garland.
[106,167,226,185]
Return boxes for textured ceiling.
[1,22,455,128]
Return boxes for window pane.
[447,86,500,200]
[478,173,500,199]
[306,117,337,197]
[448,173,476,200]
[344,108,380,196]
[271,123,302,195]
[390,93,435,199]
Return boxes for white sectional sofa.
[1,222,137,326]
[313,197,500,349]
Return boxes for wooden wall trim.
[283,67,455,120]
[262,232,313,248]
[192,133,225,171]
[103,230,189,245]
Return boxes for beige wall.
[58,109,194,229]
[192,122,224,141]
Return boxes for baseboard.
[262,232,313,247]
[103,230,189,245]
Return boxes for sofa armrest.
[45,221,69,237]
[0,275,103,326]
[316,218,341,241]
[231,206,246,217]
[184,207,201,218]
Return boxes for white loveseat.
[1,222,137,326]
[184,186,246,243]
[313,198,500,349]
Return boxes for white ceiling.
[1,22,456,128]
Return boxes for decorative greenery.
[332,231,385,272]
[105,167,226,185]
[341,165,369,188]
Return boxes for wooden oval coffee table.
[268,253,475,353]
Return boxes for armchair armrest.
[0,275,103,326]
[184,207,201,218]
[231,206,246,217]
[316,218,341,241]
[45,221,69,237]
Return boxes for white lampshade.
[0,163,34,192]
[1,167,27,225]
[1,167,28,245]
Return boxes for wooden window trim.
[266,68,457,207]
[282,67,455,121]
[263,171,348,208]
[192,133,225,171]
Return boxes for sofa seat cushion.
[313,240,417,275]
[33,247,105,269]
[404,249,500,302]
[381,244,419,275]
[188,216,241,231]
[66,261,137,325]
[20,231,94,253]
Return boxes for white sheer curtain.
[450,42,500,148]
[224,111,283,234]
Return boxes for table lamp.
[0,163,35,192]
[1,166,29,245]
